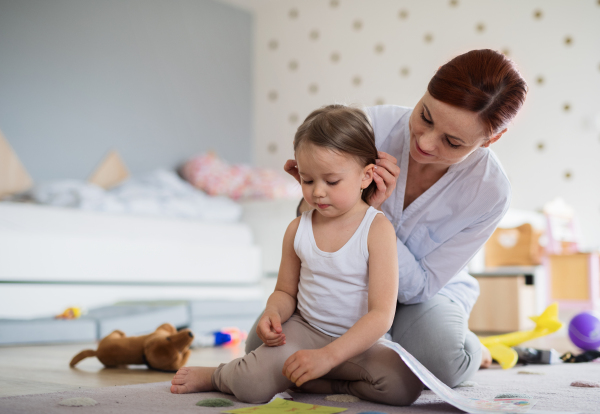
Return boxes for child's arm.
[256,217,302,347]
[282,214,399,385]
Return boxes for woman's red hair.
[428,49,528,137]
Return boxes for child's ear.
[361,164,375,189]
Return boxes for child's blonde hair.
[294,105,378,203]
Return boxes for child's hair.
[294,104,378,203]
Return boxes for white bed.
[0,202,263,318]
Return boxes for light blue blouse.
[366,105,511,315]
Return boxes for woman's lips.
[415,140,434,156]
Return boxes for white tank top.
[294,206,384,337]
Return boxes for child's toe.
[170,384,189,394]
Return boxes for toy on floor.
[513,347,562,364]
[568,311,600,350]
[220,327,247,347]
[69,323,194,372]
[55,307,82,319]
[192,327,247,348]
[479,303,563,369]
[560,349,600,362]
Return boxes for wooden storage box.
[547,253,600,310]
[469,269,537,333]
[485,223,543,267]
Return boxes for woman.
[246,49,528,388]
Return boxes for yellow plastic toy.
[55,307,83,320]
[479,303,563,369]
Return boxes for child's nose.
[313,182,327,198]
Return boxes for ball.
[568,312,600,350]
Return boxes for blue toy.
[568,312,600,350]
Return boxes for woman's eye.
[420,111,433,125]
[327,180,340,186]
[302,180,313,184]
[445,137,460,149]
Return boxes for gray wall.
[0,0,252,181]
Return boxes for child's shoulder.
[367,211,396,244]
[370,211,393,228]
[283,215,302,239]
[281,215,303,252]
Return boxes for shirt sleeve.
[364,105,412,149]
[396,191,511,304]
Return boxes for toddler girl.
[170,105,423,406]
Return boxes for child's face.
[295,143,373,218]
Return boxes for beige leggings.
[212,313,423,405]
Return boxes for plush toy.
[70,323,194,372]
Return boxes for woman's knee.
[391,296,480,387]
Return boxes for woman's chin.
[410,148,435,164]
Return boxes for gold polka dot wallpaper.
[245,0,600,247]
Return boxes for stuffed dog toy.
[70,323,194,372]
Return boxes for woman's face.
[408,91,502,168]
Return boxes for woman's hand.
[284,159,301,184]
[284,151,399,209]
[282,349,334,387]
[256,309,286,347]
[368,151,400,210]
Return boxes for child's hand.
[282,349,334,387]
[256,310,286,346]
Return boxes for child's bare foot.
[170,366,217,394]
[479,346,492,369]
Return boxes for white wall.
[245,0,600,249]
[0,0,253,181]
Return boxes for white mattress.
[0,202,261,284]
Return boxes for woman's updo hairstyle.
[428,49,528,137]
[294,104,377,203]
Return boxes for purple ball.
[568,312,600,350]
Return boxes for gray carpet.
[1,363,599,413]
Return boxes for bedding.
[22,169,242,222]
[181,152,302,200]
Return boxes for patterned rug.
[1,362,599,413]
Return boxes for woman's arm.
[256,217,301,347]
[282,214,398,385]
[396,199,509,305]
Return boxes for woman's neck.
[403,155,449,210]
[409,154,449,176]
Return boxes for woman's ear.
[361,164,375,189]
[482,128,508,148]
